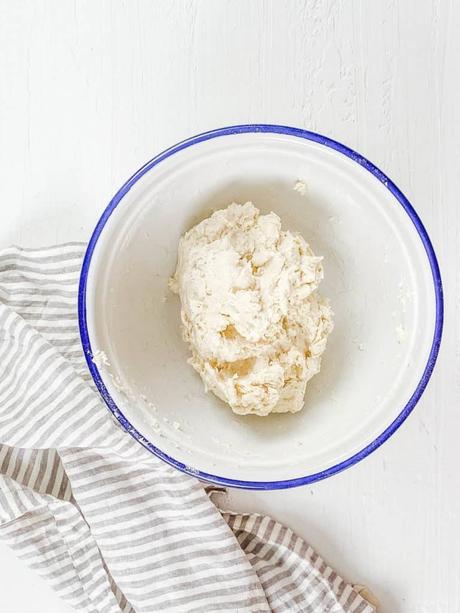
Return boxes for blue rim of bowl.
[78,124,444,490]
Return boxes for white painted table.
[0,2,458,611]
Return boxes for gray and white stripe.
[0,244,375,612]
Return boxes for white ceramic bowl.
[79,125,443,489]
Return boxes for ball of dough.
[170,202,333,416]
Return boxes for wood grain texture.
[0,1,458,611]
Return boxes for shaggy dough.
[170,202,333,416]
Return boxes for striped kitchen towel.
[0,243,376,613]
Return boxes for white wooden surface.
[0,1,458,611]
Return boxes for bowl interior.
[84,130,437,484]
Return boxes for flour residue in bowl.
[91,349,110,368]
[170,202,333,417]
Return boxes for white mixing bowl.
[78,125,443,489]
